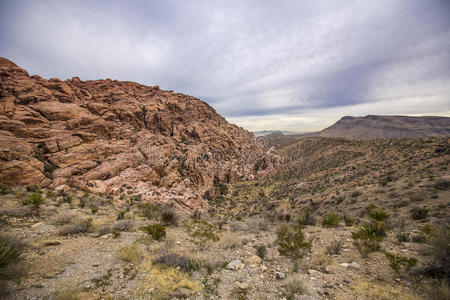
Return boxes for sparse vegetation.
[59,218,93,236]
[283,278,306,300]
[22,192,44,209]
[118,244,141,264]
[385,251,417,274]
[256,245,267,259]
[423,225,450,278]
[322,213,340,227]
[368,207,390,221]
[160,205,179,225]
[396,232,410,242]
[0,182,12,195]
[142,224,166,241]
[152,253,199,272]
[276,223,311,258]
[326,240,342,255]
[411,207,428,220]
[352,224,382,257]
[111,219,135,232]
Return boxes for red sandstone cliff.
[0,57,277,210]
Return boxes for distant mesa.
[260,115,450,148]
[317,115,450,139]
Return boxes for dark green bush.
[256,245,267,259]
[368,208,390,221]
[385,251,417,274]
[219,184,228,196]
[322,213,340,227]
[0,234,25,269]
[396,232,410,242]
[297,209,315,226]
[411,207,428,220]
[352,224,382,257]
[142,224,166,241]
[344,215,355,226]
[0,182,12,195]
[276,223,311,258]
[22,192,44,208]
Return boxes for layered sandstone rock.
[0,57,277,210]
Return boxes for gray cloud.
[1,0,449,131]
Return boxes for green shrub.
[142,224,166,241]
[297,209,315,226]
[256,245,267,259]
[0,234,25,269]
[219,184,228,196]
[420,224,434,235]
[190,220,219,245]
[322,214,340,227]
[352,224,382,257]
[411,207,428,220]
[368,208,390,221]
[396,232,410,242]
[91,206,99,214]
[235,215,242,221]
[384,251,417,274]
[22,192,44,208]
[0,182,12,195]
[372,221,387,237]
[344,215,354,226]
[276,223,311,258]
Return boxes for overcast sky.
[1,0,449,132]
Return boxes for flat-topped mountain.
[316,115,450,139]
[0,57,277,210]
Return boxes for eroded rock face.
[0,57,276,210]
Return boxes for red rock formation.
[0,57,275,210]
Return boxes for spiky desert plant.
[368,208,390,221]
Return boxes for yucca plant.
[368,208,390,221]
[0,235,25,269]
[373,221,387,237]
[276,223,312,258]
[142,224,166,241]
[352,224,382,257]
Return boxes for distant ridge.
[260,115,450,148]
[252,130,305,137]
[316,115,450,139]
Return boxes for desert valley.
[0,58,449,300]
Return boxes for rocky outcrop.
[0,57,276,210]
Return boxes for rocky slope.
[0,57,276,210]
[316,115,450,139]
